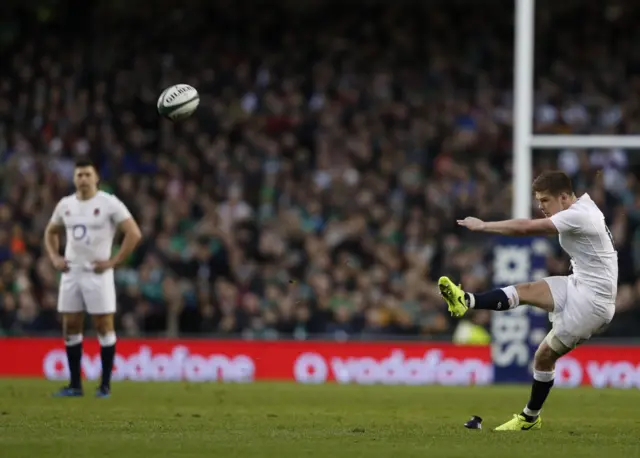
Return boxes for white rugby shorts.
[57,267,116,315]
[543,275,615,351]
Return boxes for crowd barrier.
[1,338,639,388]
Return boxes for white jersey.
[50,191,132,267]
[549,193,618,304]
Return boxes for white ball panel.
[157,84,200,121]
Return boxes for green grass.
[0,380,639,458]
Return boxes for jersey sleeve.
[49,201,65,226]
[549,206,583,233]
[109,196,133,224]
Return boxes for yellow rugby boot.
[494,414,542,431]
[438,276,469,318]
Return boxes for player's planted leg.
[525,340,561,418]
[94,314,116,398]
[53,313,84,397]
[522,368,554,421]
[495,339,563,431]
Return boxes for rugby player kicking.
[439,171,617,430]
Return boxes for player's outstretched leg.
[53,313,84,397]
[94,314,117,398]
[438,276,522,316]
[439,278,557,315]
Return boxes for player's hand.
[51,256,70,272]
[93,260,115,273]
[457,217,486,231]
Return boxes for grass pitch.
[0,380,638,458]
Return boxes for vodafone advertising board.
[0,338,639,388]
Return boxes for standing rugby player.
[44,159,141,397]
[439,171,617,430]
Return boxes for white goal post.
[512,0,640,219]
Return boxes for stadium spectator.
[0,0,639,339]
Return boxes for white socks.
[98,332,117,347]
[523,369,555,417]
[65,334,83,346]
[501,285,520,309]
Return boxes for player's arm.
[44,203,69,271]
[458,217,558,236]
[459,206,581,236]
[94,198,141,273]
[44,222,64,258]
[110,217,142,267]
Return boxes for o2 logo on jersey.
[71,224,91,245]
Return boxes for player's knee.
[62,313,84,336]
[94,315,117,347]
[92,314,115,335]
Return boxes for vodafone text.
[42,346,492,386]
[0,339,638,388]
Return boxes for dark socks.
[466,289,510,311]
[522,372,555,421]
[66,342,83,389]
[100,344,116,390]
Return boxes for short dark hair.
[532,170,574,196]
[74,158,97,171]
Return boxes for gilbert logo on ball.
[157,84,200,121]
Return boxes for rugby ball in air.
[157,84,200,121]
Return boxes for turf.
[0,380,639,458]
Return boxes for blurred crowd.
[0,0,639,339]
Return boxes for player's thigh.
[550,291,611,352]
[58,274,85,314]
[514,279,558,312]
[80,272,116,316]
[540,275,571,313]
